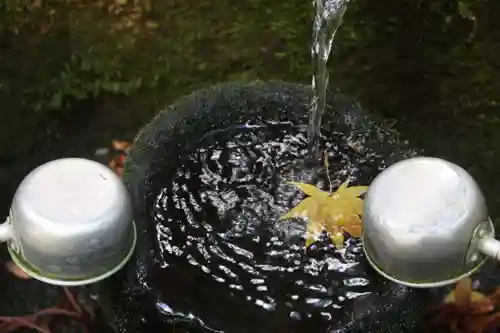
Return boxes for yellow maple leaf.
[279,197,316,221]
[306,217,323,247]
[280,179,368,247]
[444,277,486,305]
[335,181,369,199]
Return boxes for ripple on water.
[150,120,396,333]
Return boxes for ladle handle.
[0,218,15,243]
[478,236,500,261]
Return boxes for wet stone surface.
[99,82,436,333]
[150,120,401,330]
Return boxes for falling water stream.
[308,0,350,160]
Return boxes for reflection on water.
[149,117,406,333]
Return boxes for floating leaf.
[279,197,315,221]
[306,218,322,247]
[331,228,345,247]
[280,178,368,248]
[342,221,362,238]
[454,277,474,309]
[335,180,369,198]
[444,277,486,306]
[429,276,500,332]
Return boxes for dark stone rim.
[97,80,424,333]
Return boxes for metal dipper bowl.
[0,158,136,286]
[363,156,500,288]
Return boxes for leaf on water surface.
[427,276,500,333]
[279,196,316,221]
[451,277,474,309]
[334,179,369,199]
[444,277,488,311]
[280,178,368,248]
[330,228,345,248]
[305,218,323,247]
[341,221,363,238]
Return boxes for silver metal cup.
[363,156,500,288]
[0,158,136,286]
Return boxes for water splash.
[150,114,400,332]
[308,0,350,160]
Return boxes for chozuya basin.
[98,81,428,333]
[363,156,500,288]
[0,158,137,286]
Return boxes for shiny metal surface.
[4,158,136,285]
[362,156,493,288]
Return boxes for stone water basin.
[97,81,490,333]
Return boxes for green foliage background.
[1,0,500,212]
[0,0,485,113]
